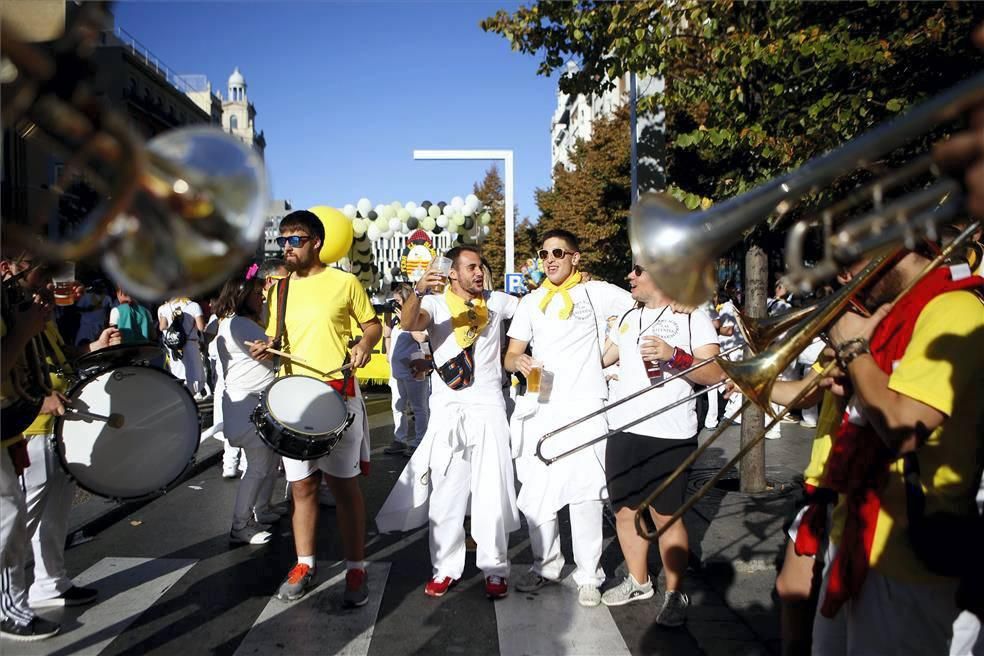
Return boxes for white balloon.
[352,218,367,237]
[413,207,427,220]
[389,217,402,232]
[400,223,411,235]
[482,225,491,236]
[443,204,455,216]
[374,204,387,217]
[342,204,357,219]
[461,205,474,217]
[357,198,372,215]
[405,201,417,212]
[436,215,449,228]
[465,193,479,208]
[367,224,381,241]
[381,229,393,239]
[451,195,464,209]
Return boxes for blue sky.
[115,1,556,222]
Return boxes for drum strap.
[274,276,291,374]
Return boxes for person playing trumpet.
[598,263,723,626]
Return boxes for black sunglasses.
[538,248,575,260]
[632,265,645,276]
[275,235,312,248]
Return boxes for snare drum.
[73,342,164,379]
[251,375,353,460]
[54,365,199,501]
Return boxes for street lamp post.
[412,149,515,276]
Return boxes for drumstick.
[246,342,354,379]
[66,408,125,429]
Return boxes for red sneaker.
[485,575,508,599]
[424,576,457,597]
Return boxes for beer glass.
[527,365,543,394]
[52,262,76,306]
[430,256,452,293]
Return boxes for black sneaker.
[383,442,407,455]
[32,586,98,608]
[0,616,60,641]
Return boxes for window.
[230,115,238,129]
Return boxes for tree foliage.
[473,165,507,282]
[536,108,632,281]
[483,1,984,215]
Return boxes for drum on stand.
[54,365,200,501]
[251,375,353,460]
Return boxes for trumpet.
[634,222,980,542]
[1,3,268,300]
[629,72,984,306]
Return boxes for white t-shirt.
[608,306,718,439]
[767,297,791,315]
[157,299,203,343]
[421,290,517,407]
[717,300,745,352]
[508,281,634,402]
[211,316,275,394]
[389,325,420,380]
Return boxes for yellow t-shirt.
[265,268,377,380]
[25,321,71,436]
[802,388,842,487]
[829,290,984,583]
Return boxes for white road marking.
[234,562,390,656]
[496,563,631,656]
[16,557,196,656]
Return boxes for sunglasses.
[632,265,645,276]
[538,248,576,260]
[275,235,312,249]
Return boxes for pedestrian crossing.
[5,557,682,656]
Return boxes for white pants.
[528,499,605,587]
[1,442,34,624]
[429,449,510,579]
[705,388,719,427]
[813,566,962,655]
[232,446,279,529]
[390,377,430,448]
[22,435,74,603]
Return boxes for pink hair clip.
[245,263,260,280]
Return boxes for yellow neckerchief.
[446,288,488,349]
[538,271,582,319]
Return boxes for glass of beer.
[430,256,452,293]
[527,364,543,395]
[51,262,76,306]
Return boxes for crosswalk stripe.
[17,557,196,656]
[495,565,631,656]
[234,562,390,656]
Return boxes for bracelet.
[414,288,428,298]
[835,337,870,369]
[668,347,694,370]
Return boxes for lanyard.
[637,305,669,345]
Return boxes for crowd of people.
[2,38,984,654]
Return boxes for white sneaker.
[222,467,239,479]
[577,584,601,607]
[601,575,654,607]
[230,521,272,545]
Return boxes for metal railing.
[104,25,195,95]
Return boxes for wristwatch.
[835,337,870,369]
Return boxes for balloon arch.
[314,196,492,292]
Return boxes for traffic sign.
[504,273,525,294]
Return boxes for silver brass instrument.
[1,271,53,440]
[1,4,268,300]
[630,73,984,306]
[635,223,979,542]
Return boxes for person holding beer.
[376,245,521,600]
[599,264,723,626]
[504,229,633,607]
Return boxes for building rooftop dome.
[228,67,245,87]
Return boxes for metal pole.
[740,245,768,493]
[629,73,638,204]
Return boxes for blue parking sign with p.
[504,273,525,294]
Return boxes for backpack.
[162,306,188,353]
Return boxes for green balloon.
[480,212,492,225]
[397,209,410,221]
[421,216,436,231]
[428,205,441,219]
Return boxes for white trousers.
[390,377,430,448]
[429,449,510,579]
[232,446,279,529]
[528,499,605,587]
[705,388,719,427]
[1,442,34,624]
[22,435,74,603]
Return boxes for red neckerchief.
[820,266,984,618]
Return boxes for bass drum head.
[73,342,163,378]
[56,366,199,500]
[266,375,348,435]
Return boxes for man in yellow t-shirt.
[250,210,381,608]
[812,251,984,655]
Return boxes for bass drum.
[54,365,200,501]
[72,342,164,379]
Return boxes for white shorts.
[282,390,366,482]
